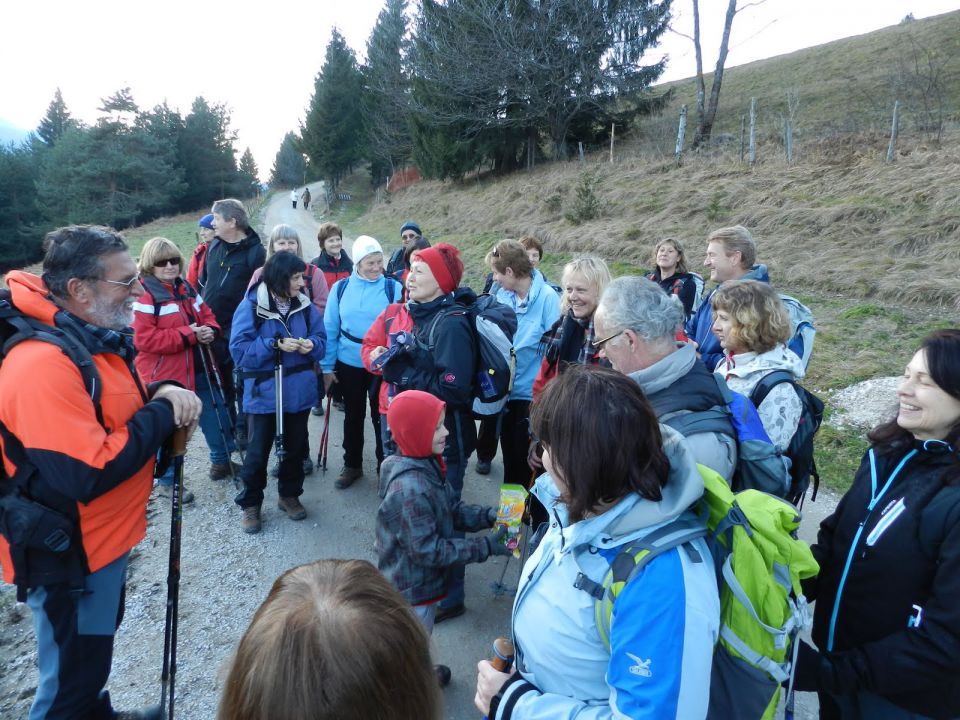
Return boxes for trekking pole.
[197,345,239,484]
[318,394,332,472]
[274,336,286,464]
[160,426,187,720]
[201,344,244,463]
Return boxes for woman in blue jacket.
[321,236,403,489]
[475,366,719,719]
[230,252,326,534]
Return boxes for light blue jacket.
[494,271,560,401]
[321,270,402,372]
[495,426,720,720]
[229,284,326,414]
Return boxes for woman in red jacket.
[311,222,354,290]
[133,236,237,500]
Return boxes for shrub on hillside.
[565,171,603,225]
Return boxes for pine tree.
[270,133,306,187]
[36,88,74,147]
[0,138,44,268]
[237,148,260,198]
[178,97,240,209]
[301,29,364,190]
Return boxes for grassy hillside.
[636,10,960,151]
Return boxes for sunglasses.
[154,258,180,268]
[591,329,624,351]
[401,233,418,240]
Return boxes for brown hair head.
[317,222,343,248]
[652,237,689,274]
[710,279,790,354]
[217,559,441,720]
[531,365,669,522]
[706,225,755,269]
[518,235,544,261]
[486,239,533,278]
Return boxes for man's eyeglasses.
[95,273,142,288]
[591,329,624,351]
[401,232,418,240]
[153,258,180,268]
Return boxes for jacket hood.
[5,270,60,325]
[722,343,805,381]
[249,282,311,323]
[378,454,443,499]
[387,389,445,458]
[629,342,697,396]
[743,264,769,283]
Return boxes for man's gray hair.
[212,198,249,230]
[41,225,128,298]
[597,276,684,343]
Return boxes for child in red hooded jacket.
[376,390,510,685]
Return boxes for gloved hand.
[485,525,513,557]
[788,640,822,692]
[380,352,412,386]
[787,641,859,695]
[486,507,498,527]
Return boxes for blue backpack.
[665,374,791,497]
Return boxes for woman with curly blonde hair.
[710,279,804,451]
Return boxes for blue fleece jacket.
[494,272,560,401]
[685,264,770,371]
[321,270,402,372]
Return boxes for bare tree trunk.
[692,0,739,149]
[692,0,705,129]
[675,105,688,166]
[886,100,900,163]
[748,97,757,165]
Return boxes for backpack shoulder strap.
[750,370,795,408]
[384,277,396,303]
[336,275,350,303]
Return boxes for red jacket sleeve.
[362,307,391,375]
[132,293,195,356]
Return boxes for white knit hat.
[351,235,383,265]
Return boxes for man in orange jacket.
[0,226,201,720]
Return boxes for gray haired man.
[593,276,736,483]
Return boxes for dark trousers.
[236,410,310,508]
[499,399,549,529]
[25,554,128,720]
[475,413,501,463]
[337,360,383,469]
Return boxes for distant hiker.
[387,221,422,277]
[647,237,702,319]
[290,189,298,209]
[301,187,311,210]
[594,276,737,483]
[229,251,326,534]
[247,224,329,474]
[474,366,719,720]
[376,390,508,686]
[484,239,560,516]
[0,225,202,720]
[202,199,266,449]
[685,225,769,371]
[187,212,216,288]
[321,236,403,489]
[711,279,804,452]
[796,329,960,719]
[133,236,236,493]
[217,559,443,720]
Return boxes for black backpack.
[750,370,824,506]
[0,291,104,599]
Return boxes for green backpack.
[584,466,819,720]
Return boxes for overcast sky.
[2,0,956,176]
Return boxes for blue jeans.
[26,554,128,719]
[196,374,236,464]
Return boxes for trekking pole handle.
[171,427,188,458]
[490,637,514,672]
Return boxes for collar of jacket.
[253,282,310,322]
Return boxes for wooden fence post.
[886,100,900,163]
[784,117,793,163]
[578,142,585,163]
[675,105,687,166]
[739,115,746,162]
[609,123,615,163]
[748,98,757,165]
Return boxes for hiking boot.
[333,400,346,412]
[435,603,466,624]
[116,705,162,720]
[278,496,307,521]
[241,506,262,534]
[210,461,241,480]
[311,404,325,416]
[156,484,194,504]
[335,467,363,489]
[476,459,492,475]
[435,664,452,687]
[269,461,280,478]
[303,458,314,476]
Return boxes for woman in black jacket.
[798,328,960,719]
[646,237,700,319]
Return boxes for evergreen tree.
[301,29,364,190]
[178,97,240,210]
[237,148,260,198]
[0,137,44,269]
[362,0,413,186]
[36,88,74,147]
[271,132,307,186]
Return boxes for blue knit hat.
[198,214,215,230]
[399,221,422,237]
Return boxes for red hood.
[4,271,59,325]
[387,390,445,458]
